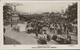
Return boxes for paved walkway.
[4,26,37,44]
[4,25,77,44]
[4,26,58,45]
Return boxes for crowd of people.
[4,19,75,44]
[14,20,74,44]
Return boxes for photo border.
[0,1,80,49]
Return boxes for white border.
[0,1,80,49]
[1,0,80,1]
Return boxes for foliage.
[65,2,77,22]
[3,4,13,21]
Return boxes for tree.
[65,2,77,22]
[3,4,13,21]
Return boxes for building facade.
[11,11,19,23]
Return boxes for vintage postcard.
[0,0,80,49]
[1,0,80,1]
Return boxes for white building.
[11,11,19,23]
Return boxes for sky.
[9,2,76,14]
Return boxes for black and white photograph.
[3,2,78,45]
[1,49,79,50]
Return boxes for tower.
[61,7,64,14]
[6,3,23,24]
[61,7,64,17]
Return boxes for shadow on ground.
[4,36,21,45]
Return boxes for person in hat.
[4,27,6,33]
[38,30,47,44]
